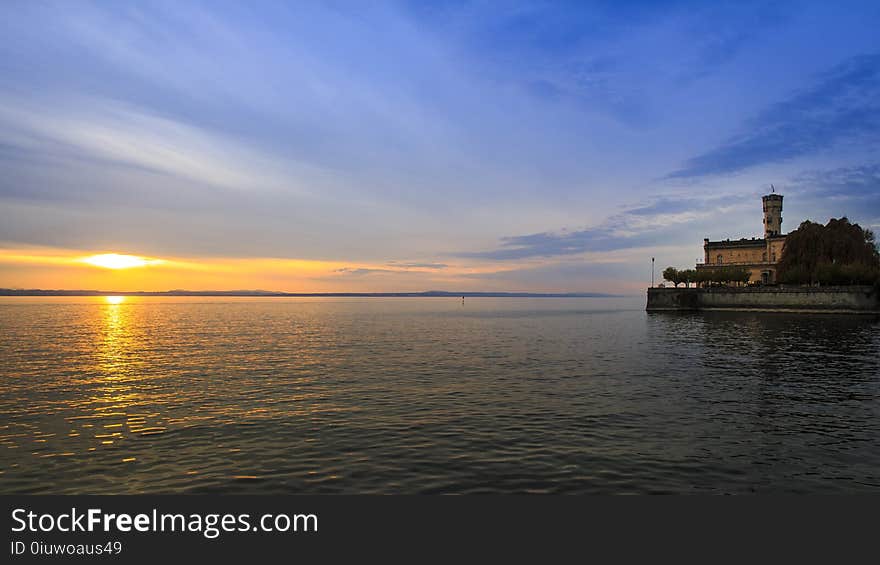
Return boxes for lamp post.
[651,257,655,288]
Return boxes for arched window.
[717,254,723,265]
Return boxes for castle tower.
[762,191,783,238]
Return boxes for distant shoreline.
[0,289,619,298]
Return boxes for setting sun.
[82,253,162,269]
[104,295,125,304]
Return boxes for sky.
[1,0,879,294]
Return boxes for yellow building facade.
[697,193,786,284]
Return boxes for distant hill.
[0,289,618,298]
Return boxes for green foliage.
[680,269,697,288]
[814,263,880,286]
[662,267,696,287]
[777,218,880,285]
[695,266,751,286]
[664,266,751,287]
[662,266,681,287]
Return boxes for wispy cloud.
[0,97,316,197]
[386,262,448,269]
[459,194,739,260]
[668,53,880,178]
[468,161,880,262]
[335,261,449,276]
[789,163,880,199]
[784,163,880,228]
[334,267,398,276]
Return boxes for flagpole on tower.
[651,257,655,288]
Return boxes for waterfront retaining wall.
[646,286,880,313]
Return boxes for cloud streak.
[460,194,739,260]
[789,163,880,200]
[0,98,317,197]
[668,53,880,178]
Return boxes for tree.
[665,266,752,288]
[663,267,681,287]
[778,218,880,285]
[693,269,710,287]
[681,269,697,288]
[694,266,750,287]
[725,266,751,286]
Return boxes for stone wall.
[646,286,880,313]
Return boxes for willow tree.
[777,218,880,285]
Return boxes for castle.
[697,191,786,284]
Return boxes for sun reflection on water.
[77,294,170,459]
[99,296,129,378]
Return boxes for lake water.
[1,296,878,494]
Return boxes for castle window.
[762,252,767,262]
[717,254,723,265]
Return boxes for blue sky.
[1,0,879,292]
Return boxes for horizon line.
[0,288,624,298]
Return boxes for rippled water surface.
[1,296,878,494]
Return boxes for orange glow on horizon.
[0,243,635,294]
[104,295,125,304]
